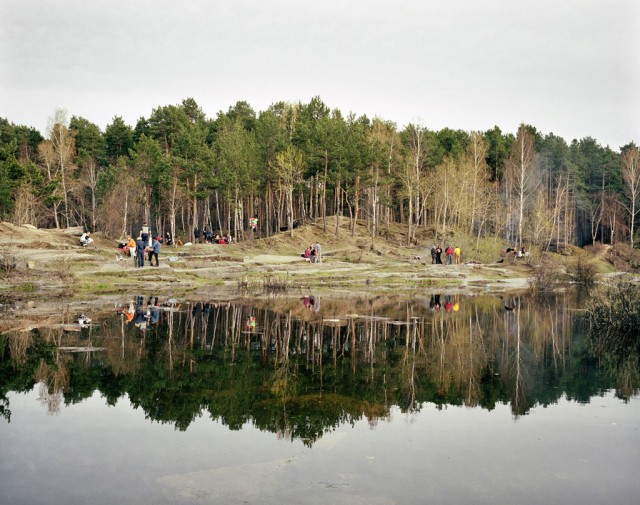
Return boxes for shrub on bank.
[567,255,597,287]
[528,261,562,294]
[587,278,640,398]
[588,279,640,353]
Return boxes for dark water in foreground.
[1,294,639,504]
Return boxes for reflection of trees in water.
[0,295,607,441]
[494,294,589,416]
[426,305,487,408]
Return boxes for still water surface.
[1,294,639,504]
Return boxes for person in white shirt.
[80,231,93,247]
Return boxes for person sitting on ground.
[301,246,311,260]
[80,231,93,247]
[126,236,136,257]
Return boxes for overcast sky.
[2,0,638,149]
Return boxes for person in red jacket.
[445,245,454,265]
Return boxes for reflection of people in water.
[430,294,441,310]
[133,306,145,327]
[117,296,166,327]
[133,306,146,328]
[444,295,453,312]
[118,301,135,323]
[453,294,460,312]
[246,315,256,331]
[148,298,160,325]
[302,295,320,312]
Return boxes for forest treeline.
[1,97,638,249]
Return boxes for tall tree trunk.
[170,175,178,247]
[441,168,449,239]
[121,187,129,239]
[315,174,319,225]
[352,175,360,237]
[407,189,413,246]
[323,150,328,232]
[334,178,341,237]
[371,163,379,248]
[215,190,223,235]
[266,183,272,237]
[192,173,198,243]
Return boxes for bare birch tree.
[505,125,539,249]
[621,146,640,247]
[466,132,489,234]
[45,109,76,228]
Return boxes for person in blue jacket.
[148,237,161,267]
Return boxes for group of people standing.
[119,222,161,268]
[301,242,322,263]
[430,244,461,265]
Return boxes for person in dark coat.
[136,236,146,268]
[141,222,150,247]
[435,244,443,264]
[148,237,160,266]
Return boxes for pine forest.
[1,97,638,250]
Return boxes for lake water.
[1,294,639,504]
